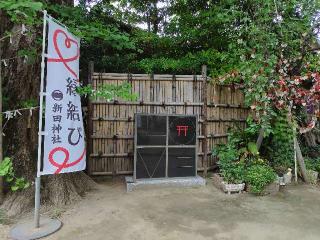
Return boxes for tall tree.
[114,0,169,34]
[0,0,96,216]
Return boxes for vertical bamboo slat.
[87,61,94,175]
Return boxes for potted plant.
[213,140,246,194]
[213,123,279,195]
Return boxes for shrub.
[304,158,320,172]
[214,142,246,184]
[245,164,277,194]
[214,119,278,190]
[214,121,260,184]
[265,113,294,174]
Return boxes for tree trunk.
[0,0,96,217]
[302,130,320,149]
[151,1,159,34]
[256,128,264,150]
[294,137,309,183]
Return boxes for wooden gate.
[87,63,249,176]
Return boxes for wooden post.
[256,128,264,150]
[287,110,308,183]
[294,137,309,183]
[172,74,176,114]
[293,136,298,182]
[201,65,208,177]
[87,61,94,175]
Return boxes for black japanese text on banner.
[42,17,86,175]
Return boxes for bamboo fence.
[87,62,249,176]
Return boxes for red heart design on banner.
[47,29,80,80]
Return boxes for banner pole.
[294,137,298,183]
[34,177,41,228]
[34,9,47,229]
[10,11,62,239]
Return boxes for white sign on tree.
[41,17,86,175]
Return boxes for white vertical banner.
[41,16,86,175]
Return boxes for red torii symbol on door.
[176,125,189,137]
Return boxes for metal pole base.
[9,217,62,240]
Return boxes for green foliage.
[0,0,43,68]
[76,83,138,101]
[137,49,221,74]
[247,142,259,156]
[46,4,138,73]
[0,157,30,191]
[214,141,245,184]
[19,98,37,108]
[266,112,294,174]
[115,0,169,34]
[130,1,232,74]
[17,48,37,64]
[0,0,43,25]
[214,124,260,184]
[304,158,320,172]
[215,0,320,127]
[301,143,320,160]
[48,4,135,50]
[225,119,260,149]
[245,164,277,194]
[214,122,278,193]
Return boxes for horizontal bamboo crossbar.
[91,171,133,176]
[91,101,204,106]
[90,151,213,158]
[93,78,205,82]
[90,153,132,157]
[207,119,246,122]
[93,73,205,80]
[93,73,204,77]
[91,116,247,122]
[90,166,217,176]
[91,134,228,139]
[91,100,249,109]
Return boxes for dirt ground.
[1,178,320,240]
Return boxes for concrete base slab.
[9,217,62,240]
[125,176,206,192]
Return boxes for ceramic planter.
[212,173,245,194]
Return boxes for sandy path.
[1,179,320,240]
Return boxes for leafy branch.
[0,0,43,25]
[0,157,30,191]
[76,82,138,101]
